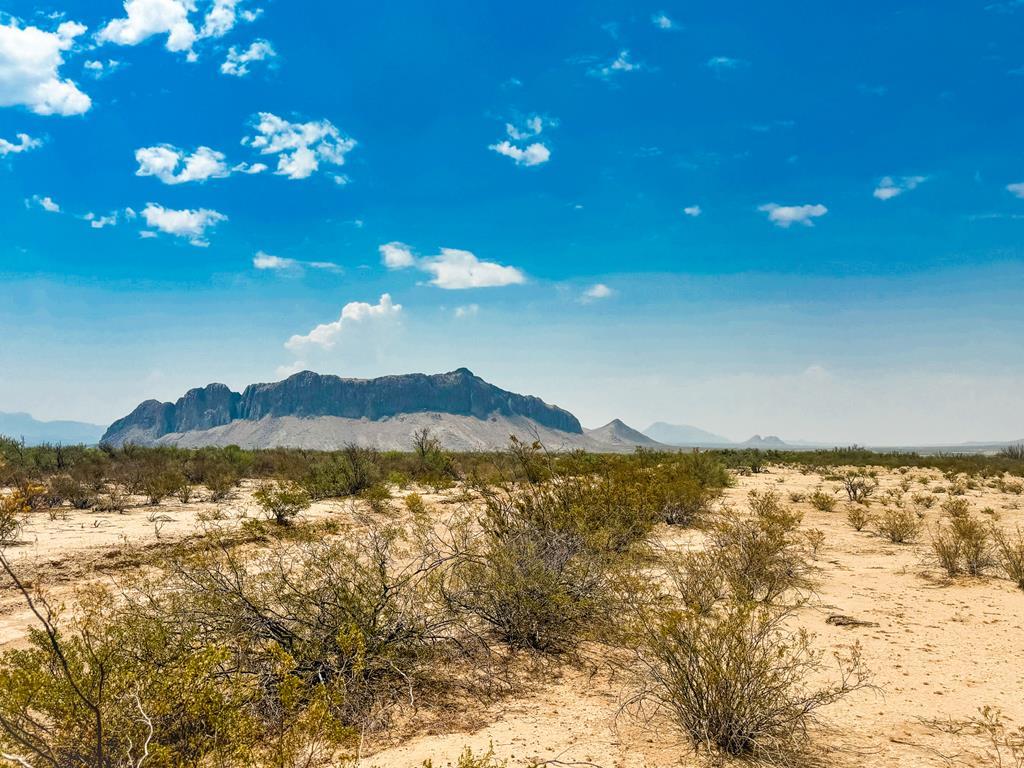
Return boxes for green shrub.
[876,508,921,544]
[808,487,837,513]
[0,492,27,544]
[993,527,1024,590]
[253,480,311,525]
[632,599,867,762]
[846,506,873,532]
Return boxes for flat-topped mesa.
[101,369,584,446]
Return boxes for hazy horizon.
[2,2,1023,445]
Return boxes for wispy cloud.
[243,113,357,180]
[26,194,61,213]
[253,251,341,273]
[581,283,615,303]
[706,56,746,73]
[589,50,643,79]
[0,133,42,157]
[651,12,677,30]
[222,39,276,77]
[873,175,927,201]
[1006,182,1024,198]
[683,205,702,218]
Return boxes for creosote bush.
[993,526,1024,590]
[846,505,873,532]
[808,487,837,513]
[253,480,311,525]
[876,508,922,544]
[0,491,28,544]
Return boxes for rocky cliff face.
[101,369,583,446]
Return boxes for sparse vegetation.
[253,480,311,525]
[876,507,922,544]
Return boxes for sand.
[2,466,1022,767]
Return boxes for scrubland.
[1,435,1023,767]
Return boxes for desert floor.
[2,466,1022,767]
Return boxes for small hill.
[740,434,789,448]
[643,422,732,446]
[585,419,667,449]
[0,412,107,446]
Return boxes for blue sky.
[1,0,1023,444]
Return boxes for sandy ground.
[2,467,1023,767]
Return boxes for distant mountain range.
[642,423,790,448]
[101,369,665,453]
[0,412,107,446]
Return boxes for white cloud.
[0,132,41,156]
[27,194,60,213]
[651,13,676,30]
[379,241,416,269]
[489,140,550,167]
[381,243,526,290]
[1006,182,1024,199]
[243,112,357,180]
[253,252,295,270]
[581,283,615,302]
[83,59,122,78]
[221,39,275,76]
[85,211,119,228]
[232,161,267,174]
[454,304,480,318]
[200,0,242,38]
[253,251,341,273]
[0,19,92,115]
[135,144,230,184]
[285,293,402,351]
[707,56,746,72]
[873,175,927,200]
[141,202,226,246]
[97,0,198,54]
[758,203,828,228]
[505,114,555,140]
[275,360,307,378]
[420,248,526,290]
[683,205,702,217]
[589,50,641,79]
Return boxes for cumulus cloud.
[200,0,244,38]
[581,283,615,302]
[488,140,550,167]
[221,38,275,76]
[135,145,231,184]
[0,19,92,115]
[381,243,526,290]
[652,13,676,30]
[285,293,402,351]
[141,202,226,246]
[26,194,60,213]
[873,175,927,200]
[243,112,357,180]
[379,242,417,269]
[253,250,341,273]
[504,114,556,140]
[758,203,828,228]
[589,50,642,79]
[683,205,702,217]
[83,59,122,78]
[97,0,198,54]
[0,133,41,156]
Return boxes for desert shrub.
[912,492,936,509]
[175,479,195,504]
[802,528,826,559]
[941,497,971,519]
[842,471,878,504]
[49,474,97,510]
[667,551,725,616]
[706,495,811,606]
[96,484,130,514]
[422,745,508,768]
[253,480,311,525]
[204,465,239,501]
[404,492,427,517]
[928,707,1024,768]
[931,525,964,577]
[0,492,28,544]
[142,469,182,506]
[787,491,805,503]
[412,428,456,480]
[360,484,394,516]
[631,599,867,763]
[930,514,995,578]
[993,527,1024,590]
[302,444,381,500]
[876,508,922,544]
[808,487,837,513]
[846,506,873,532]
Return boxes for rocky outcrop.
[101,369,584,447]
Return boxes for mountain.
[0,412,107,446]
[586,419,665,449]
[740,434,789,448]
[101,369,657,452]
[643,422,732,446]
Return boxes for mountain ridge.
[102,369,594,450]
